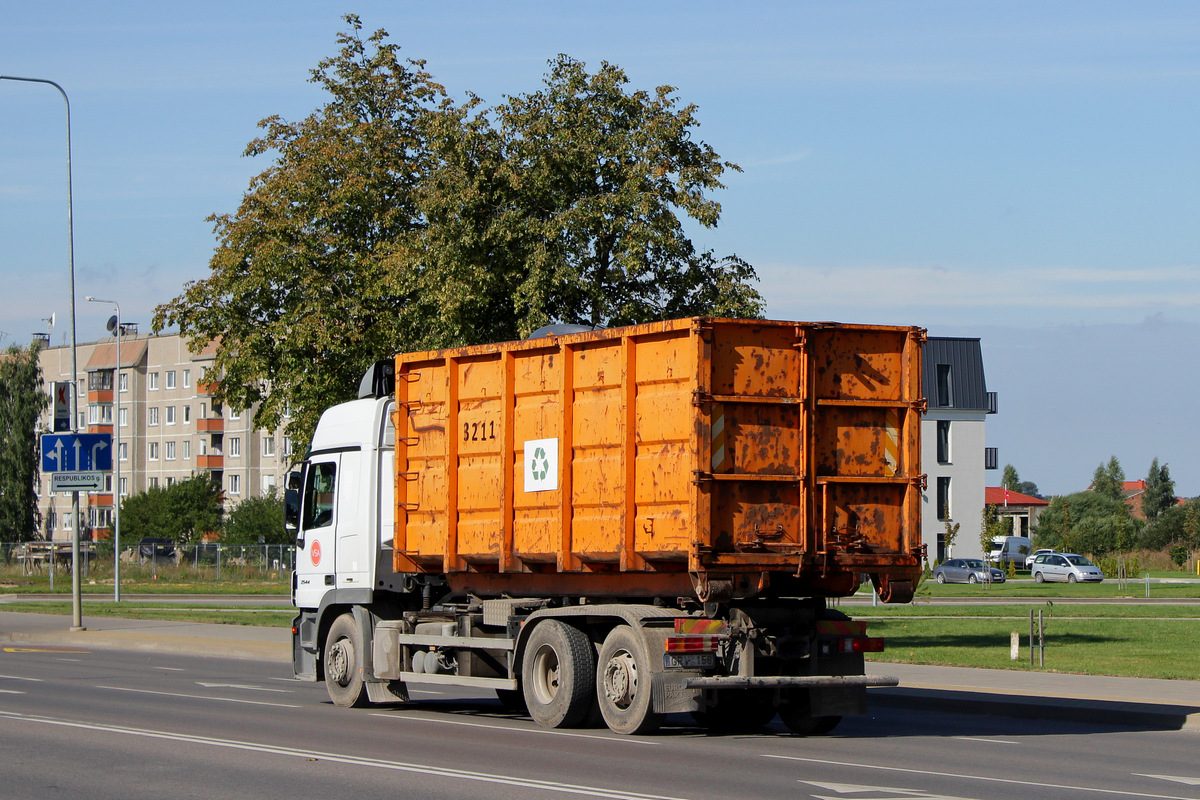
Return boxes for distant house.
[1112,480,1183,520]
[985,487,1049,538]
[921,337,998,561]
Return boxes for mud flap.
[652,672,702,714]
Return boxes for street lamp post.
[86,297,122,602]
[1,74,84,630]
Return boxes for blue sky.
[2,2,1198,496]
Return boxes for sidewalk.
[2,611,1196,731]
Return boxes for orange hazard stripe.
[674,618,728,634]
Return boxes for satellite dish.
[106,315,119,336]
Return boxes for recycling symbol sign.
[524,438,558,492]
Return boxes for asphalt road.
[1,645,1197,800]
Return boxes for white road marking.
[0,674,42,682]
[1135,775,1200,787]
[195,682,292,693]
[96,685,301,709]
[369,712,661,746]
[54,658,82,662]
[154,666,186,671]
[768,754,1199,800]
[0,710,687,800]
[807,784,975,800]
[0,689,25,695]
[952,737,1020,744]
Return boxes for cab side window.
[303,462,337,529]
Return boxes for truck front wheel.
[522,621,595,728]
[597,626,662,735]
[324,613,369,708]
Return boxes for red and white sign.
[310,540,322,567]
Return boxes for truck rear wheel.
[522,621,595,728]
[324,613,369,708]
[597,625,662,735]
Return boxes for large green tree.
[0,343,48,542]
[1034,491,1138,557]
[119,474,224,546]
[1089,456,1125,501]
[999,463,1041,498]
[156,17,762,453]
[223,490,288,546]
[1141,457,1175,520]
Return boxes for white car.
[1025,548,1055,569]
[1031,552,1104,583]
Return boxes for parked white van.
[988,536,1032,568]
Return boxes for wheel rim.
[328,637,353,687]
[602,650,638,710]
[530,643,561,706]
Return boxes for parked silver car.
[1031,552,1104,583]
[932,558,1007,585]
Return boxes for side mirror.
[284,470,303,543]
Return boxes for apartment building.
[921,337,998,562]
[36,333,294,542]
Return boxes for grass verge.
[1,601,295,627]
[865,614,1200,680]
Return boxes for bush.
[1171,544,1189,568]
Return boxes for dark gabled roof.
[923,337,990,412]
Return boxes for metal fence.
[0,541,295,578]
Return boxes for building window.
[183,405,190,423]
[229,407,241,421]
[166,476,176,487]
[199,438,208,456]
[183,440,191,460]
[165,441,176,461]
[119,442,128,462]
[936,364,952,407]
[166,370,176,389]
[119,477,128,497]
[263,437,275,458]
[229,474,241,495]
[183,369,191,388]
[149,477,159,489]
[148,372,159,391]
[936,420,951,464]
[148,407,159,426]
[263,474,276,494]
[119,407,128,428]
[283,436,292,457]
[229,437,241,457]
[119,372,128,392]
[166,406,176,425]
[936,476,951,520]
[88,404,113,425]
[148,442,159,461]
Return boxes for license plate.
[663,653,715,670]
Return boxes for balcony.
[197,454,224,469]
[197,381,221,397]
[88,389,113,403]
[196,417,224,433]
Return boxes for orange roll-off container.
[393,318,925,604]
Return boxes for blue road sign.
[41,433,113,472]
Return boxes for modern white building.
[36,332,294,542]
[921,337,997,562]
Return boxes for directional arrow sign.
[41,433,112,472]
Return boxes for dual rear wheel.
[520,622,662,735]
